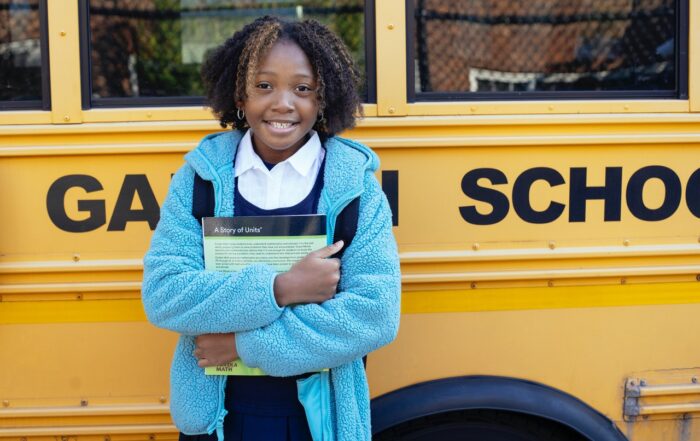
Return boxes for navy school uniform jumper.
[142,130,401,441]
[179,155,325,441]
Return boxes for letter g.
[47,175,106,232]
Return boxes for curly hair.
[201,15,363,137]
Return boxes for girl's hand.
[274,240,344,306]
[194,333,238,368]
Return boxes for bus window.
[82,0,373,108]
[0,0,49,110]
[408,0,687,101]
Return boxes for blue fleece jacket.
[142,130,401,440]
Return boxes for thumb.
[311,240,344,258]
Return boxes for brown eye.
[296,85,315,94]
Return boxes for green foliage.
[135,0,203,96]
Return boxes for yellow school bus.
[1,0,699,440]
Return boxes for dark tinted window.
[87,0,367,105]
[411,0,684,98]
[0,0,46,108]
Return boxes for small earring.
[237,108,245,120]
[317,110,325,123]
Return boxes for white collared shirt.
[234,130,325,210]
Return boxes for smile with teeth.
[267,121,297,129]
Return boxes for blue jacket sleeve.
[141,164,284,335]
[235,173,401,376]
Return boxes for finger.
[197,358,209,368]
[327,257,341,270]
[310,240,344,259]
[196,333,215,346]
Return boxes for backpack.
[191,173,359,259]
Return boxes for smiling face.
[240,39,320,164]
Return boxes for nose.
[271,89,294,112]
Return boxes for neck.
[251,133,310,164]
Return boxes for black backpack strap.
[332,197,359,259]
[192,172,215,223]
[332,196,362,367]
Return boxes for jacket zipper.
[206,376,228,441]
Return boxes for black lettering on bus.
[460,168,509,225]
[47,174,106,232]
[107,174,160,231]
[569,167,622,222]
[626,166,681,221]
[512,167,566,224]
[686,169,700,218]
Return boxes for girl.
[142,15,401,441]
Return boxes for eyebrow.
[257,71,314,80]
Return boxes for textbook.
[201,215,327,375]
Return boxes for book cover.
[202,215,326,375]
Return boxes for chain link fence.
[414,0,677,93]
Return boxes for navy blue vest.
[180,161,324,441]
[233,158,325,217]
[225,158,325,421]
[184,151,366,440]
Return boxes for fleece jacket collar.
[184,130,379,219]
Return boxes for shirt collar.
[235,130,322,177]
[287,131,323,177]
